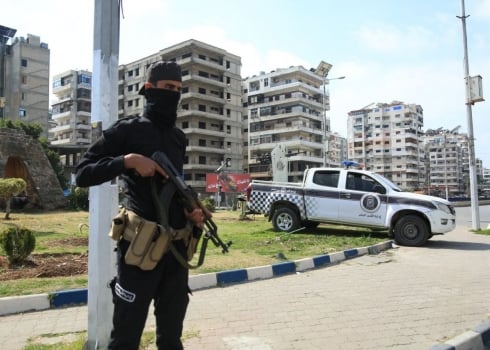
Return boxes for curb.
[430,320,490,350]
[0,240,393,315]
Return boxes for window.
[21,59,27,67]
[198,122,206,129]
[198,105,206,112]
[182,121,189,128]
[199,156,206,164]
[264,78,269,87]
[198,88,206,94]
[19,108,27,117]
[199,139,206,146]
[78,74,91,85]
[313,171,339,187]
[21,76,27,84]
[346,173,379,192]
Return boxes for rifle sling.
[150,178,208,269]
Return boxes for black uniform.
[75,115,189,350]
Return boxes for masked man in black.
[76,61,204,349]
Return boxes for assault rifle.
[151,151,232,269]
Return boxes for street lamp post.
[322,76,345,167]
[458,0,483,230]
[443,134,449,200]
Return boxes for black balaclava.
[139,61,182,129]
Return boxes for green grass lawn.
[0,209,390,297]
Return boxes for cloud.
[357,23,435,53]
[130,24,312,78]
[328,58,468,135]
[475,0,490,18]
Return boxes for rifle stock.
[152,151,231,254]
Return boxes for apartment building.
[117,39,243,195]
[243,64,329,182]
[425,127,486,198]
[424,128,465,198]
[50,70,92,146]
[327,132,348,167]
[49,70,93,178]
[347,101,425,190]
[1,28,50,137]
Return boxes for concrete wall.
[0,128,66,210]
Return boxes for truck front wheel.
[393,215,430,246]
[272,207,300,232]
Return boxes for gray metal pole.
[85,0,120,348]
[458,0,480,230]
[322,79,327,167]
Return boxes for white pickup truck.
[246,166,456,246]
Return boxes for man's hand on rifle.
[124,153,169,178]
[184,208,206,229]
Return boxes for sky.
[3,0,490,166]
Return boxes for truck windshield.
[370,173,402,192]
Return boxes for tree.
[0,178,27,219]
[39,138,67,190]
[0,119,42,139]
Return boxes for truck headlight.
[434,202,453,215]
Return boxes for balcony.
[75,123,92,130]
[185,74,225,88]
[52,83,72,94]
[52,110,72,121]
[179,109,226,122]
[50,124,72,133]
[186,145,226,154]
[267,81,322,96]
[183,128,226,138]
[77,110,91,118]
[182,92,224,105]
[191,56,225,71]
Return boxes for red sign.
[206,173,251,193]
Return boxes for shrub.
[201,197,215,213]
[0,226,36,265]
[67,187,89,210]
[0,178,27,219]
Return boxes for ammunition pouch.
[108,208,128,241]
[121,209,192,270]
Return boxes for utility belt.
[109,208,193,270]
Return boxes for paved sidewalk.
[1,220,490,349]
